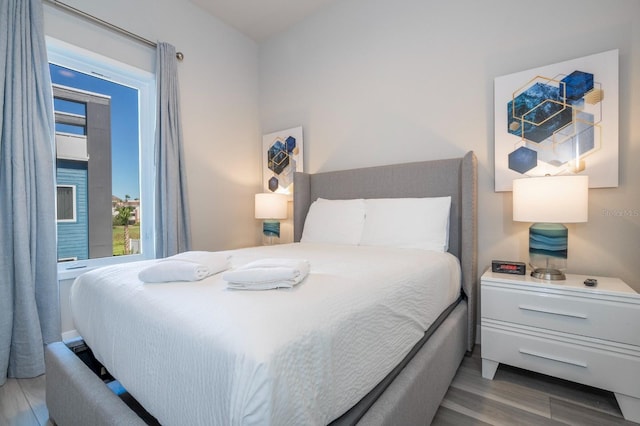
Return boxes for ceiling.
[190,0,342,42]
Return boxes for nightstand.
[481,270,640,423]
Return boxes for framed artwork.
[262,126,304,194]
[494,49,619,191]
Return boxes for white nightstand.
[481,270,640,423]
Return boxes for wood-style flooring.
[0,345,636,425]
[0,375,51,426]
[432,348,636,425]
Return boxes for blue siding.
[57,160,89,261]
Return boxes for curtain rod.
[43,0,184,61]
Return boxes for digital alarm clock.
[491,260,526,275]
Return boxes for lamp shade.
[513,175,588,223]
[255,193,288,220]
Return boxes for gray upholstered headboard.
[293,151,478,351]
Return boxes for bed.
[45,151,477,426]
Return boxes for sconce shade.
[255,193,288,220]
[513,175,588,224]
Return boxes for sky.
[50,63,140,200]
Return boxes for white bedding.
[70,243,461,426]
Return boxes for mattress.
[70,243,461,425]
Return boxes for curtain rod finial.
[176,52,184,61]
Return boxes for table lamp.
[255,193,288,245]
[512,175,588,280]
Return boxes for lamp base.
[529,223,568,281]
[530,267,566,280]
[262,220,281,245]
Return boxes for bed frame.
[45,151,477,425]
[295,151,477,424]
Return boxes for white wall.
[259,0,640,291]
[44,0,263,335]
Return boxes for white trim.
[56,184,77,222]
[61,329,81,344]
[47,36,157,276]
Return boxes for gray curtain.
[155,42,191,258]
[0,0,60,386]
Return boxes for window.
[47,38,156,278]
[56,185,76,222]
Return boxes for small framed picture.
[262,126,304,194]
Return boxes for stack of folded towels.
[222,258,310,290]
[138,251,231,283]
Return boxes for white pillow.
[360,197,451,252]
[300,198,366,245]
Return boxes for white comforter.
[70,243,461,426]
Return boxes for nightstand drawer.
[482,285,640,346]
[482,326,640,398]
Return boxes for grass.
[113,225,140,256]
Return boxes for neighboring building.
[112,196,141,224]
[54,84,113,261]
[56,132,89,261]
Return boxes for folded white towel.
[139,260,210,283]
[139,251,230,283]
[223,258,310,290]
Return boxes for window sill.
[57,254,149,281]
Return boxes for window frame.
[47,37,157,280]
[56,184,77,222]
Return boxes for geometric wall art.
[262,126,304,194]
[494,49,618,191]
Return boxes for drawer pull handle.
[518,305,587,319]
[519,349,588,368]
